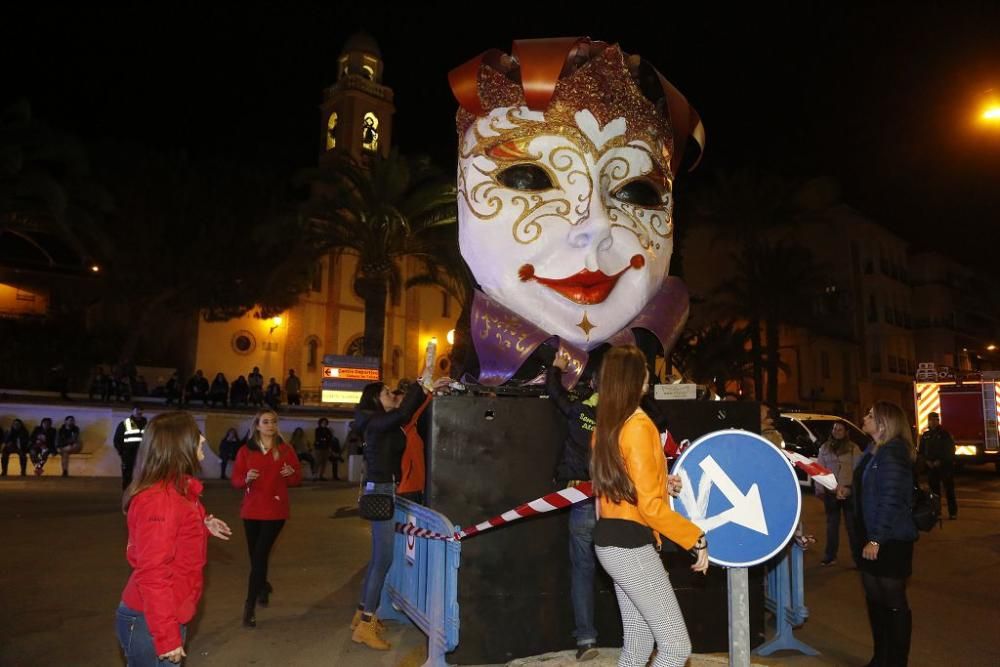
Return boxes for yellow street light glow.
[271,316,283,327]
[988,344,998,351]
[91,265,100,272]
[983,106,1000,121]
[446,329,455,345]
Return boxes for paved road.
[0,465,997,666]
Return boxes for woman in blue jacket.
[857,401,917,666]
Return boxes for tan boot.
[350,610,385,632]
[352,618,390,650]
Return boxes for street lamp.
[269,316,283,335]
[978,89,1000,124]
[988,344,998,352]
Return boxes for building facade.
[193,33,457,402]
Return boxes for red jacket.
[231,442,302,520]
[397,394,432,494]
[121,477,207,656]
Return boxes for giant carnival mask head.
[450,37,704,350]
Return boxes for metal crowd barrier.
[379,496,461,667]
[754,541,819,656]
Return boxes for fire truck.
[913,363,1000,472]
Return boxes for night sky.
[4,2,999,265]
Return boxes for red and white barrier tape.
[394,482,595,542]
[455,481,593,540]
[393,521,457,542]
[779,450,837,491]
[395,449,835,543]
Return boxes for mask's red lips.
[519,255,645,305]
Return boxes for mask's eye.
[612,180,664,207]
[496,164,554,191]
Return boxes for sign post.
[670,429,803,667]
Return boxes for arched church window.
[346,335,366,357]
[306,336,321,369]
[326,112,338,150]
[362,112,379,152]
[391,347,401,377]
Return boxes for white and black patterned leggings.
[596,544,692,667]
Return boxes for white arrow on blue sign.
[670,429,801,568]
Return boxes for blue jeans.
[569,498,597,645]
[359,482,397,613]
[115,603,186,666]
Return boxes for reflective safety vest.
[123,418,144,447]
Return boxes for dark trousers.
[568,498,597,645]
[927,462,957,517]
[244,519,285,605]
[822,493,861,564]
[120,445,139,490]
[2,445,28,475]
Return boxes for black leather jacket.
[355,383,427,483]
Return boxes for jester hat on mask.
[450,37,704,388]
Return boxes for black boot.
[258,581,272,607]
[885,608,911,666]
[242,600,256,628]
[864,598,888,667]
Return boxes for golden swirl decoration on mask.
[460,106,674,246]
[548,145,592,219]
[510,193,573,244]
[476,309,532,353]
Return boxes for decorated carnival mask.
[450,37,704,350]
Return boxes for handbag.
[912,484,941,532]
[358,476,395,521]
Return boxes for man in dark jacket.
[919,411,957,519]
[114,406,147,489]
[546,355,599,661]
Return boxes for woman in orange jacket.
[591,345,709,667]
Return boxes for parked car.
[774,411,870,485]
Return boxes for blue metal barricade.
[754,541,819,656]
[378,496,461,667]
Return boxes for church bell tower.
[319,32,395,161]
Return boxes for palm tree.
[718,239,824,404]
[301,149,457,360]
[672,321,753,397]
[0,99,111,266]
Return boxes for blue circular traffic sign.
[669,429,801,567]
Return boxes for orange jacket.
[397,394,432,494]
[598,410,703,551]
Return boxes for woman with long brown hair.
[116,412,232,666]
[857,401,917,666]
[231,410,302,628]
[591,345,708,667]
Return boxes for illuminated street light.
[269,315,283,334]
[988,344,998,351]
[90,264,100,272]
[984,106,1000,121]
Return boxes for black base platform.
[425,396,764,665]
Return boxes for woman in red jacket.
[117,412,232,666]
[231,409,302,628]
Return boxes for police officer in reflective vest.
[114,405,147,489]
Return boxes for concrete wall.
[0,402,352,479]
